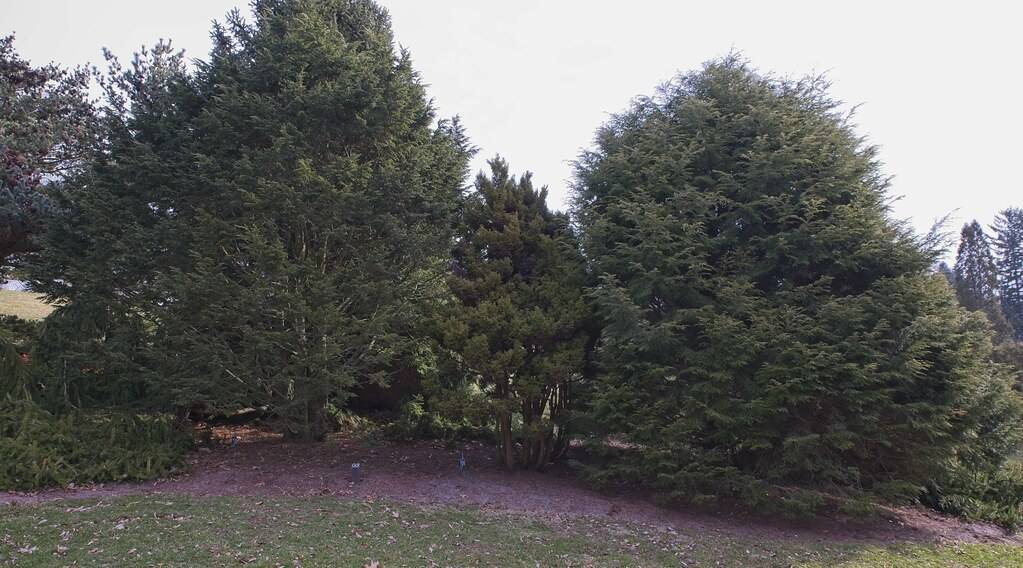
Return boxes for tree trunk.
[283,396,328,442]
[498,413,515,470]
[531,433,550,471]
[173,405,192,429]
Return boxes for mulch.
[2,426,1019,546]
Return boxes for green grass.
[0,290,52,321]
[0,497,1019,567]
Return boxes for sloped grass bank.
[0,291,52,321]
[1,496,1020,567]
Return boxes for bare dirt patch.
[2,428,1019,547]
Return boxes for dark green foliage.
[28,0,472,437]
[0,398,192,490]
[936,261,955,288]
[955,221,999,311]
[993,340,1023,392]
[572,57,1023,509]
[380,395,491,443]
[0,35,95,280]
[26,302,154,410]
[956,216,1023,395]
[0,314,37,395]
[26,41,191,410]
[993,208,1023,340]
[954,221,1013,339]
[438,157,591,469]
[6,3,1019,527]
[922,461,1023,530]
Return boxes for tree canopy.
[993,208,1023,340]
[0,35,95,280]
[28,0,472,438]
[954,221,1013,340]
[572,57,1019,503]
[438,157,591,469]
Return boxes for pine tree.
[993,208,1023,340]
[936,261,956,288]
[27,41,192,409]
[28,0,472,434]
[572,57,1021,501]
[955,221,1000,310]
[0,35,95,281]
[439,157,591,469]
[954,221,1013,339]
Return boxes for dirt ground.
[2,426,1019,547]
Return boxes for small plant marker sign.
[351,462,361,483]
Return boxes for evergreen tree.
[936,261,956,288]
[954,221,1013,339]
[0,35,95,280]
[993,208,1023,339]
[27,41,192,409]
[439,157,590,469]
[572,57,1021,502]
[955,221,1000,310]
[29,0,472,436]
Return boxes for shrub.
[921,460,1023,530]
[381,396,491,444]
[0,397,193,490]
[0,314,37,394]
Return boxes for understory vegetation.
[0,399,191,490]
[1,0,1022,536]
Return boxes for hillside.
[0,290,53,320]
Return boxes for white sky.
[3,1,1020,244]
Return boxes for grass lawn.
[0,290,52,321]
[1,496,1019,567]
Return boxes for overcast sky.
[3,1,1020,243]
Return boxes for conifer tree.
[0,35,95,281]
[954,221,1013,339]
[29,0,472,434]
[936,261,956,288]
[993,208,1023,339]
[955,221,1000,310]
[28,41,192,409]
[572,57,1021,501]
[440,157,590,469]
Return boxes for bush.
[0,315,38,394]
[0,397,193,490]
[0,314,38,345]
[381,396,491,444]
[922,460,1023,530]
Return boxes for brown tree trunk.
[498,413,515,470]
[283,397,328,442]
[173,405,192,429]
[532,433,550,471]
[521,399,535,466]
